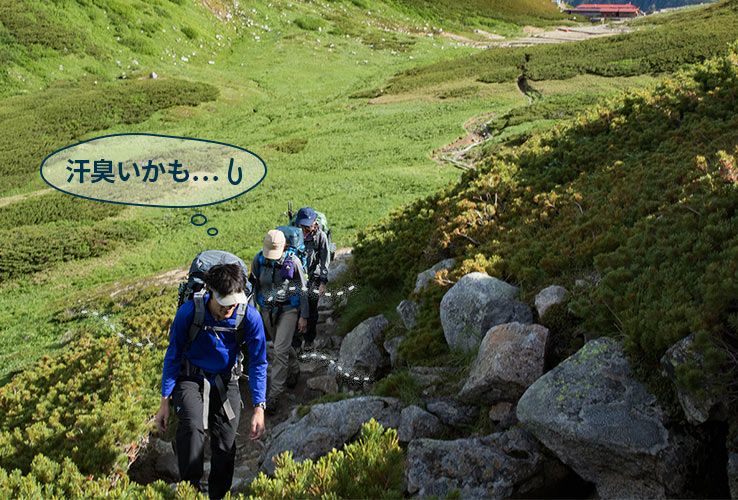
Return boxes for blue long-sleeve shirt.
[161,295,267,405]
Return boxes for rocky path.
[211,250,352,493]
[431,112,498,171]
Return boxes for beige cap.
[263,229,286,260]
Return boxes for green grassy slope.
[355,43,738,412]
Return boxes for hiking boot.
[266,396,280,415]
[286,369,300,389]
[302,340,314,352]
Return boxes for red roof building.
[565,3,642,19]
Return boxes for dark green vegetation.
[0,219,153,282]
[382,0,738,94]
[0,192,124,229]
[356,43,738,409]
[248,420,404,499]
[0,78,218,192]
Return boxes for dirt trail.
[441,23,630,48]
[431,112,498,171]
[0,188,53,208]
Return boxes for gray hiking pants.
[172,377,240,499]
[260,307,300,398]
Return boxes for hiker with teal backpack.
[292,206,332,352]
[156,255,267,499]
[250,229,308,414]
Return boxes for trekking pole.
[288,201,293,220]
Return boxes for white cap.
[211,289,247,306]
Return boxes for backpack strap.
[234,302,246,345]
[184,290,207,352]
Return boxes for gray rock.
[327,262,349,283]
[517,337,703,498]
[480,299,533,332]
[404,427,550,498]
[383,336,405,368]
[261,396,402,475]
[488,402,514,422]
[155,453,179,479]
[329,334,343,349]
[230,465,253,492]
[307,375,338,394]
[425,398,479,427]
[337,315,391,379]
[440,272,519,352]
[729,452,738,500]
[318,295,333,311]
[535,285,567,319]
[397,299,419,330]
[414,258,455,294]
[459,322,549,404]
[398,405,446,443]
[150,437,174,456]
[661,333,724,425]
[317,308,334,323]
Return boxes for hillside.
[356,40,738,425]
[1,0,737,497]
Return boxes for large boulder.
[440,272,519,352]
[414,258,455,294]
[261,396,403,475]
[534,285,567,319]
[405,427,562,498]
[660,333,725,425]
[397,299,419,330]
[398,405,446,443]
[337,315,390,380]
[517,337,704,498]
[458,322,549,404]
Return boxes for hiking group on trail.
[154,206,333,499]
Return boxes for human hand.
[318,284,326,297]
[155,397,170,433]
[298,317,307,333]
[250,407,265,440]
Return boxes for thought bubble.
[40,133,266,207]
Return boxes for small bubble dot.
[203,176,209,181]
[193,176,199,181]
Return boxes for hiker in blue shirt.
[155,263,267,499]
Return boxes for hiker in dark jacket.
[250,229,308,414]
[155,263,267,499]
[294,206,330,351]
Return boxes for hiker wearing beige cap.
[250,229,308,414]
